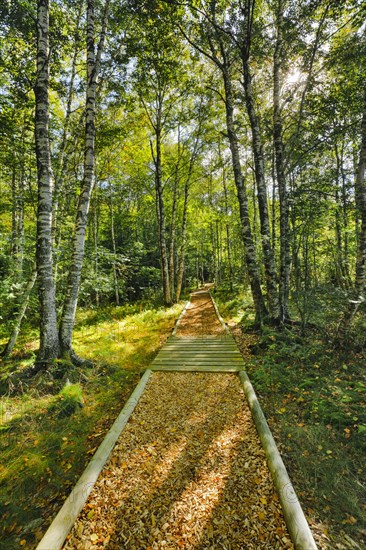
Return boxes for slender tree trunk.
[93,195,100,307]
[169,144,180,300]
[60,0,110,360]
[273,0,291,321]
[11,163,18,258]
[335,142,351,288]
[271,157,276,251]
[176,177,189,301]
[242,58,280,320]
[353,92,366,295]
[1,268,37,358]
[216,219,222,285]
[339,92,366,332]
[53,11,82,281]
[35,0,60,366]
[222,165,234,291]
[176,122,203,300]
[109,181,119,305]
[223,69,267,323]
[340,143,351,281]
[153,118,172,306]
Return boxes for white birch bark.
[35,0,60,365]
[60,0,110,360]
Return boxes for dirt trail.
[64,291,293,549]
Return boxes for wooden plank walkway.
[151,288,246,373]
[151,336,246,372]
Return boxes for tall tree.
[181,2,268,322]
[273,0,291,321]
[35,0,60,366]
[59,0,110,361]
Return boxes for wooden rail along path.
[37,289,317,550]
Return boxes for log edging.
[238,370,317,550]
[209,291,230,334]
[171,299,191,336]
[36,369,153,550]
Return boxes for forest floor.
[215,288,366,550]
[64,289,295,549]
[1,288,365,549]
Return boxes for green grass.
[215,288,366,549]
[0,300,185,549]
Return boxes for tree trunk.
[353,92,366,294]
[335,142,351,288]
[60,0,110,360]
[109,181,119,305]
[53,11,82,281]
[1,268,37,358]
[176,120,203,300]
[339,92,366,331]
[223,69,267,323]
[93,194,100,307]
[242,57,280,320]
[222,164,234,291]
[35,0,60,366]
[273,0,291,321]
[176,177,189,301]
[169,139,180,301]
[153,118,172,306]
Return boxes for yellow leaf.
[87,510,95,520]
[258,511,266,520]
[346,516,357,524]
[260,497,267,505]
[20,541,26,546]
[90,533,98,542]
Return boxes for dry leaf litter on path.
[64,291,294,549]
[175,292,225,337]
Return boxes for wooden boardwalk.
[37,289,317,550]
[151,287,246,373]
[151,335,246,372]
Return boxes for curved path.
[41,290,315,549]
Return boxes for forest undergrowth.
[0,300,184,549]
[1,288,365,549]
[215,287,366,550]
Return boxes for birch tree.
[59,0,110,362]
[35,0,60,366]
[273,0,291,321]
[181,2,268,322]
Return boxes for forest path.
[62,289,295,549]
